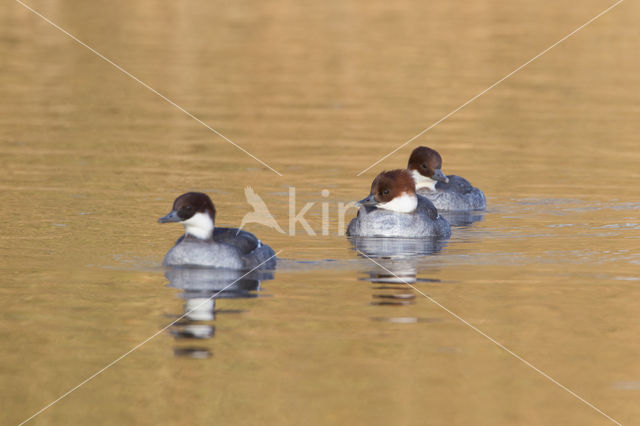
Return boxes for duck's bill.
[158,210,181,223]
[433,169,449,183]
[356,194,378,207]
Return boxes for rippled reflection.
[165,268,275,358]
[349,237,443,320]
[439,210,485,227]
[349,236,448,259]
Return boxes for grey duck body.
[418,175,486,211]
[347,196,451,238]
[163,227,276,270]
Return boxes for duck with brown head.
[158,192,276,269]
[347,169,451,238]
[407,146,486,211]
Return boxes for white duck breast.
[411,170,438,192]
[377,192,418,213]
[181,212,215,240]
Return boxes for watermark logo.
[238,187,285,234]
[238,186,358,236]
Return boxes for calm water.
[2,0,639,424]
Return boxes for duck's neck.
[411,170,438,191]
[182,212,214,240]
[378,192,418,213]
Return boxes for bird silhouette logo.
[237,186,285,234]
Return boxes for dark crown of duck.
[407,146,449,184]
[357,169,418,213]
[158,192,216,239]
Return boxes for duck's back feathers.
[165,228,276,270]
[420,175,486,211]
[417,195,439,221]
[213,227,261,254]
[436,175,474,194]
[214,227,276,270]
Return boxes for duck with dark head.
[407,146,486,211]
[347,169,451,238]
[158,192,276,270]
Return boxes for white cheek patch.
[182,212,214,239]
[411,170,437,191]
[378,192,418,213]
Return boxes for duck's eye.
[421,163,428,169]
[178,205,194,218]
[383,189,390,196]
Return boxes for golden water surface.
[1,0,639,424]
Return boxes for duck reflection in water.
[165,267,274,358]
[350,237,445,322]
[438,210,485,227]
